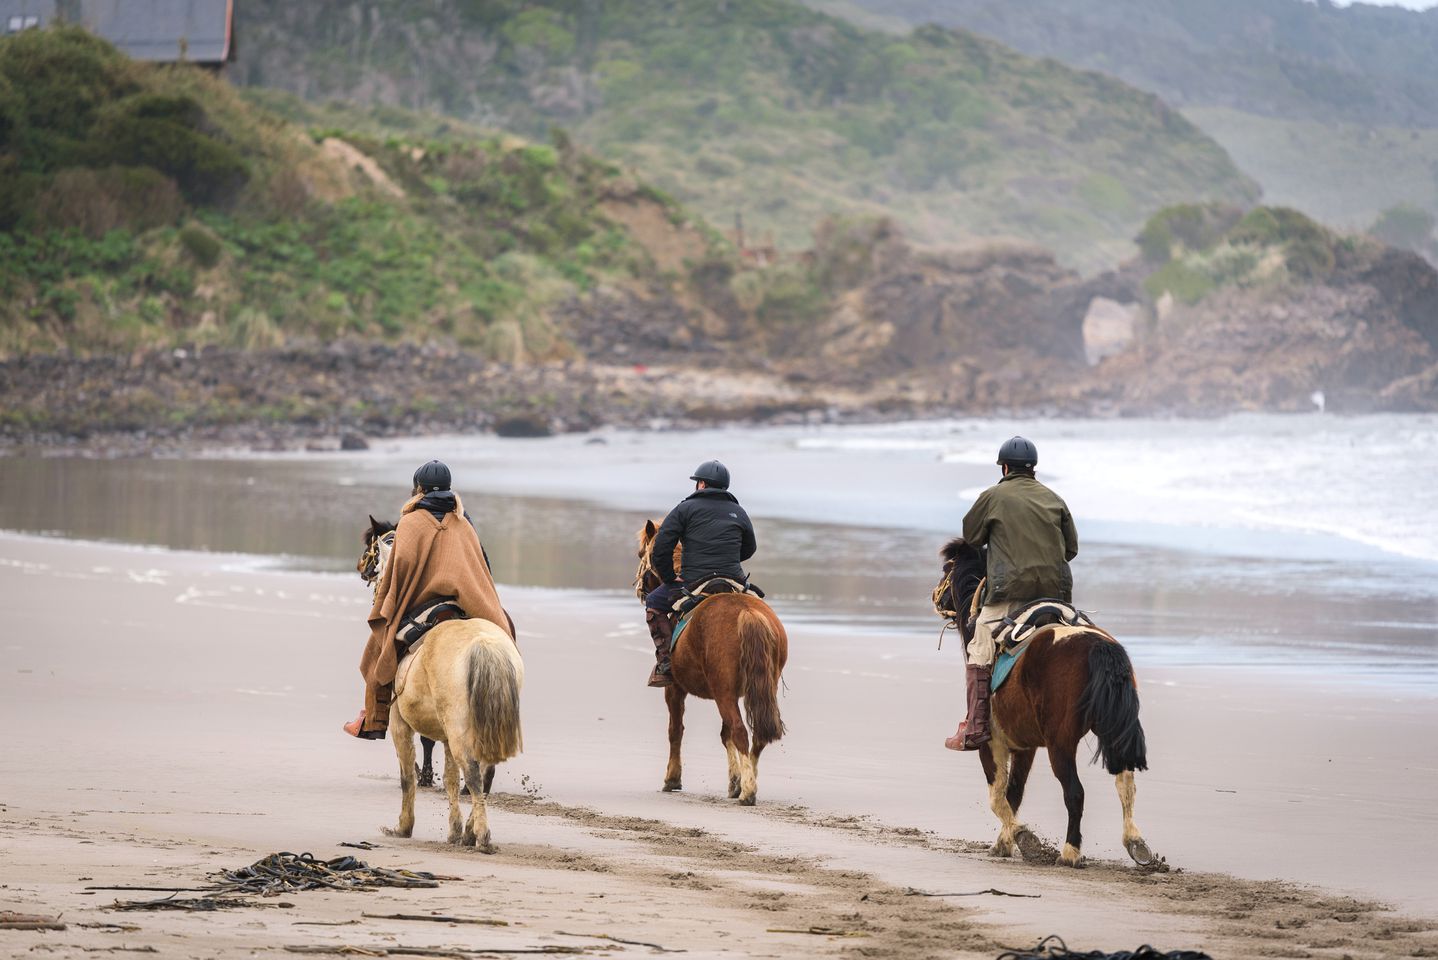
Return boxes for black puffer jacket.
[652,488,757,584]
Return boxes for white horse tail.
[467,636,523,763]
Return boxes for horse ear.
[644,519,658,538]
[369,514,380,530]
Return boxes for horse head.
[633,518,681,600]
[358,515,397,585]
[934,537,984,638]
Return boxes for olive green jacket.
[962,473,1078,603]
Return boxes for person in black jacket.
[643,459,757,687]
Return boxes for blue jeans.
[645,581,681,612]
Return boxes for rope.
[996,936,1213,960]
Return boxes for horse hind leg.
[663,686,686,792]
[1049,747,1086,868]
[1115,770,1157,867]
[719,698,756,805]
[1005,749,1037,815]
[418,736,436,789]
[464,757,495,853]
[720,719,740,799]
[442,743,464,845]
[985,740,1020,858]
[381,706,417,839]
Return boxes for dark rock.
[339,432,370,451]
[493,413,554,438]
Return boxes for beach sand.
[3,533,1437,958]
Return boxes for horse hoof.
[381,825,412,839]
[662,780,682,792]
[460,831,477,847]
[1056,852,1086,869]
[1015,828,1050,863]
[727,776,741,799]
[1125,838,1156,867]
[738,794,756,807]
[477,832,495,854]
[989,841,1014,858]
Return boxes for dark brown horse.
[935,538,1157,868]
[635,520,788,805]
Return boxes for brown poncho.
[359,494,510,727]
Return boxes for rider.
[644,459,757,688]
[344,459,511,739]
[945,437,1078,751]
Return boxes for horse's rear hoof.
[738,795,756,807]
[1126,838,1164,870]
[381,825,412,839]
[662,780,682,792]
[727,776,741,799]
[1015,828,1051,863]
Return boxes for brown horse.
[634,520,788,805]
[934,538,1157,868]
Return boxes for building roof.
[1,0,234,64]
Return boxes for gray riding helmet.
[996,436,1038,469]
[689,459,731,490]
[413,459,452,492]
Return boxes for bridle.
[358,530,395,589]
[633,540,661,600]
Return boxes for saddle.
[991,598,1101,650]
[670,573,765,618]
[394,596,467,658]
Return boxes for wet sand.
[3,533,1437,958]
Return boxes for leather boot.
[944,663,992,751]
[646,609,675,688]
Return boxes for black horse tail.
[1079,639,1148,775]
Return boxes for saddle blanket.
[990,599,1106,692]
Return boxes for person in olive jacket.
[945,436,1078,751]
[644,459,757,687]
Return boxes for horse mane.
[940,536,975,563]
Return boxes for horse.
[634,520,788,805]
[933,537,1157,869]
[357,517,522,851]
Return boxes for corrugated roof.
[0,0,233,63]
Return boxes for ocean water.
[2,413,1435,684]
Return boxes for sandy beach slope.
[2,534,1436,959]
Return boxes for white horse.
[359,518,523,851]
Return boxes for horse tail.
[1078,638,1147,775]
[738,607,786,745]
[467,635,524,763]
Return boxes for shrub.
[88,93,249,205]
[179,223,222,267]
[1136,203,1243,264]
[1143,259,1215,305]
[32,166,183,236]
[1369,203,1436,252]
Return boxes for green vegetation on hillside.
[1139,203,1373,305]
[232,0,1258,272]
[0,27,722,357]
[831,0,1438,128]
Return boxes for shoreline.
[4,533,1436,917]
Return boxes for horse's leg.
[464,757,495,853]
[1115,770,1155,866]
[1006,749,1037,815]
[719,697,757,805]
[442,743,464,845]
[382,706,416,838]
[418,737,436,789]
[482,764,496,795]
[663,686,686,792]
[1049,745,1086,867]
[986,739,1018,857]
[720,718,740,799]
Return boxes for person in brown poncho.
[343,459,513,739]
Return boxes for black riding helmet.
[413,459,452,493]
[689,459,730,490]
[996,436,1038,469]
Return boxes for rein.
[358,530,395,588]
